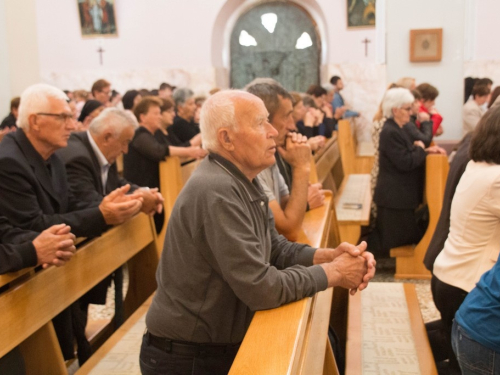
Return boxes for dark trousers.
[429,275,468,374]
[139,334,239,375]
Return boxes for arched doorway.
[230,2,320,92]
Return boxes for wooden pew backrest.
[391,154,450,279]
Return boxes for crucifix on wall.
[362,38,371,57]
[97,46,105,65]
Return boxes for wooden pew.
[230,192,339,375]
[346,282,437,374]
[390,154,450,279]
[0,213,159,374]
[314,131,372,245]
[337,119,374,175]
[156,157,201,253]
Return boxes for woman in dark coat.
[370,88,443,257]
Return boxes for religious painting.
[347,0,376,28]
[77,0,117,37]
[410,29,442,62]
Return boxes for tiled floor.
[69,259,440,374]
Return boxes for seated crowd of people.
[0,77,376,375]
[1,72,500,375]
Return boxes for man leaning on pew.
[246,80,326,241]
[0,83,144,364]
[140,90,376,375]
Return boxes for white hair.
[382,88,415,118]
[322,83,335,93]
[17,83,68,130]
[89,107,138,137]
[200,90,247,151]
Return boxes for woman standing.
[432,105,500,373]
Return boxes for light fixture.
[295,32,313,49]
[261,13,277,33]
[239,30,258,47]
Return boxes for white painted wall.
[386,0,465,140]
[0,0,12,119]
[0,0,41,119]
[316,0,377,64]
[475,0,500,61]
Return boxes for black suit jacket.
[374,119,427,209]
[0,216,38,275]
[0,129,106,237]
[423,133,472,271]
[167,116,200,144]
[56,131,137,207]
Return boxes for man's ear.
[28,114,39,131]
[103,131,114,144]
[217,128,234,151]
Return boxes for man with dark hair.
[329,75,359,118]
[91,79,112,105]
[463,84,491,134]
[0,97,20,130]
[158,82,174,99]
[246,80,324,241]
[416,82,443,136]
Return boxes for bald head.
[200,90,266,152]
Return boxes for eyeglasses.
[36,113,74,122]
[400,107,412,112]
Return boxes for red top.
[417,104,443,135]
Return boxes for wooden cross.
[362,38,371,57]
[97,47,105,65]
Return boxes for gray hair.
[200,90,244,152]
[89,107,138,137]
[172,87,194,107]
[245,79,291,122]
[17,83,68,130]
[382,88,415,118]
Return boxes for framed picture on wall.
[77,0,118,37]
[410,28,442,62]
[347,0,376,28]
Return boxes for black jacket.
[56,131,137,206]
[404,118,433,147]
[0,217,38,275]
[167,116,199,144]
[374,119,427,209]
[0,129,107,237]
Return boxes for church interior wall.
[386,0,466,141]
[1,0,499,139]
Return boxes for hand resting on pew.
[32,224,76,268]
[308,182,326,209]
[138,187,164,216]
[99,185,143,225]
[313,241,376,295]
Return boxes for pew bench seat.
[334,174,371,244]
[346,282,437,374]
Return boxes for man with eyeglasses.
[0,83,143,364]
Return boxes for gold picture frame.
[347,0,376,29]
[77,0,118,38]
[410,28,442,62]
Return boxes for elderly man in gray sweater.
[140,90,376,375]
